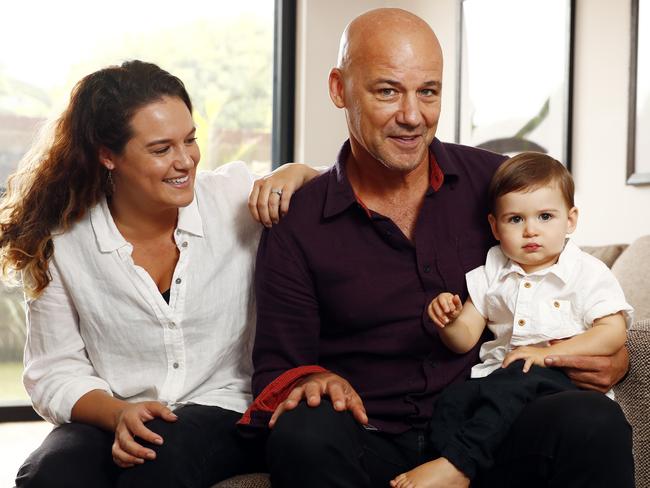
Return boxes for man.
[249,8,633,488]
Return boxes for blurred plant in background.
[0,0,274,402]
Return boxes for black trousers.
[267,387,634,487]
[429,361,578,479]
[15,404,266,488]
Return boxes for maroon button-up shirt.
[253,139,506,433]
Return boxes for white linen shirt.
[467,241,633,379]
[23,161,262,425]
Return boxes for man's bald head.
[336,8,442,72]
[328,8,444,174]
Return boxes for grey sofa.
[216,235,650,488]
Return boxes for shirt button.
[175,278,182,284]
[181,241,188,248]
[554,301,560,308]
[173,362,179,369]
[175,229,181,236]
[169,323,176,329]
[524,282,532,288]
[518,319,526,326]
[423,265,431,273]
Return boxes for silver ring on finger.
[270,188,283,197]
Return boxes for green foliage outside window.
[0,12,274,402]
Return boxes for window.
[0,0,283,415]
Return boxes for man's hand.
[502,345,549,372]
[544,345,630,393]
[112,401,178,468]
[269,372,368,428]
[428,292,463,328]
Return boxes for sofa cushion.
[212,473,270,488]
[612,235,650,321]
[581,243,628,268]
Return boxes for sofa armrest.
[614,319,650,488]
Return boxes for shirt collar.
[90,197,129,253]
[90,194,204,253]
[323,138,449,219]
[429,138,460,183]
[497,239,579,283]
[322,141,357,219]
[177,194,204,237]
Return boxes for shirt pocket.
[539,299,583,340]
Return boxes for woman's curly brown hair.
[0,60,192,297]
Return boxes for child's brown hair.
[488,152,574,214]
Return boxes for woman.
[0,60,318,487]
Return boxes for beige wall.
[295,0,459,165]
[571,0,649,245]
[294,0,650,246]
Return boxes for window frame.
[272,0,296,168]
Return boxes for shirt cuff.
[36,378,113,425]
[238,365,328,430]
[585,302,634,329]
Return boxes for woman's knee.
[15,455,85,488]
[16,423,114,488]
[118,407,255,487]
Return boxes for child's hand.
[502,346,549,372]
[428,293,463,328]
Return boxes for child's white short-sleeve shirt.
[467,241,633,379]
